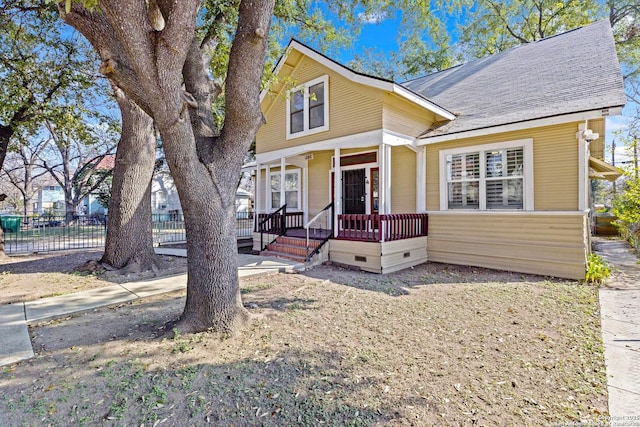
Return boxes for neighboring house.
[33,175,65,215]
[81,155,116,217]
[151,170,183,216]
[253,20,625,279]
[151,169,254,218]
[235,187,253,218]
[31,156,115,217]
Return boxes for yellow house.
[253,20,626,279]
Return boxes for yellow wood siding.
[391,146,416,213]
[383,93,435,136]
[307,151,333,214]
[257,57,383,154]
[427,212,588,279]
[426,122,580,211]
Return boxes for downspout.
[577,121,587,212]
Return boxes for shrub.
[612,175,640,252]
[585,253,611,285]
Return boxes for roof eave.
[416,106,625,145]
[392,85,456,121]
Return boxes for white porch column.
[416,146,426,212]
[255,163,261,229]
[265,163,271,209]
[379,143,392,214]
[280,157,286,210]
[334,147,341,234]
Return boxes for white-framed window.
[286,75,329,139]
[439,139,534,211]
[270,169,301,210]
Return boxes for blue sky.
[339,11,402,62]
[325,13,634,163]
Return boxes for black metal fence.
[1,215,107,255]
[1,211,255,255]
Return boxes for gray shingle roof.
[402,20,626,139]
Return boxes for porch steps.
[262,236,322,262]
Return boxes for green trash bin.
[1,215,22,233]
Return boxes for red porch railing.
[336,213,428,242]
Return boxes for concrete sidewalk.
[0,250,302,367]
[593,238,640,418]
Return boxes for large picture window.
[440,140,533,211]
[270,170,300,210]
[286,75,329,139]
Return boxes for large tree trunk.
[61,0,275,334]
[155,105,250,333]
[181,198,245,332]
[101,89,159,271]
[166,0,274,333]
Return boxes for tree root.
[159,305,252,337]
[99,253,167,276]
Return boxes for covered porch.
[251,132,429,271]
[253,133,426,228]
[254,205,429,272]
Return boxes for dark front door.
[342,169,366,214]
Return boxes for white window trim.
[269,169,302,211]
[286,75,329,140]
[439,138,534,211]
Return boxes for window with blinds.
[485,148,524,209]
[446,147,524,210]
[446,153,480,209]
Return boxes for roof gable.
[263,39,456,122]
[403,20,626,139]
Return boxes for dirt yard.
[0,250,187,304]
[0,250,608,426]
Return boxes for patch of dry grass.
[0,265,606,426]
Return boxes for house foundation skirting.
[329,236,428,274]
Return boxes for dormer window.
[286,75,329,139]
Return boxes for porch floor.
[284,228,332,240]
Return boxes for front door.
[342,169,366,214]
